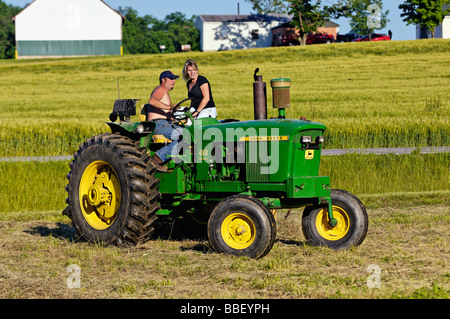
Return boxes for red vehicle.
[352,33,391,42]
[275,32,335,46]
[276,33,300,46]
[306,33,335,44]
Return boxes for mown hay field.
[0,199,448,299]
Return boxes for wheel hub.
[87,184,110,206]
[235,225,247,236]
[79,161,121,230]
[222,213,256,249]
[316,206,350,240]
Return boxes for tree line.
[246,0,450,44]
[0,0,20,58]
[0,0,449,58]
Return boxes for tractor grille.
[245,141,271,182]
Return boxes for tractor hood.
[186,118,327,142]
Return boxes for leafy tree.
[119,7,157,54]
[325,0,389,39]
[287,0,327,45]
[159,12,200,52]
[399,0,450,38]
[350,0,389,38]
[323,0,353,18]
[0,0,21,59]
[245,0,289,14]
[118,7,199,54]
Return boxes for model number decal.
[239,136,289,141]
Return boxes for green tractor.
[64,72,368,259]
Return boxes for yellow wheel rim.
[316,206,350,241]
[221,213,256,249]
[79,161,121,230]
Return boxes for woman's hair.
[182,59,198,82]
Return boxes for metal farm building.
[13,0,124,59]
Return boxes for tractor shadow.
[22,215,307,254]
[151,216,208,240]
[276,238,307,247]
[151,216,214,254]
[179,242,214,255]
[25,222,77,242]
[150,216,308,254]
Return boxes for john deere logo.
[305,150,314,159]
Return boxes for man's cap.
[159,70,179,82]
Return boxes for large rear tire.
[65,133,160,245]
[302,189,368,250]
[207,195,276,259]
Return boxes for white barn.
[196,14,292,51]
[13,0,124,59]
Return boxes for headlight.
[316,136,325,143]
[135,124,145,133]
[301,136,312,143]
[135,123,153,133]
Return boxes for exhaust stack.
[253,68,267,120]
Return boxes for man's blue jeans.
[153,119,184,163]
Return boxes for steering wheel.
[172,98,194,125]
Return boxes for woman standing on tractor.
[182,59,217,122]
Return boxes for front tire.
[207,195,276,259]
[302,189,368,250]
[65,133,160,245]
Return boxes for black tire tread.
[65,133,160,246]
[302,189,368,249]
[207,195,276,259]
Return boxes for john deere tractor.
[64,71,368,259]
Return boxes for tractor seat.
[140,104,149,121]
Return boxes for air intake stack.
[270,77,291,119]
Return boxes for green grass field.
[0,153,448,213]
[0,39,448,299]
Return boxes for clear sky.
[6,0,416,40]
